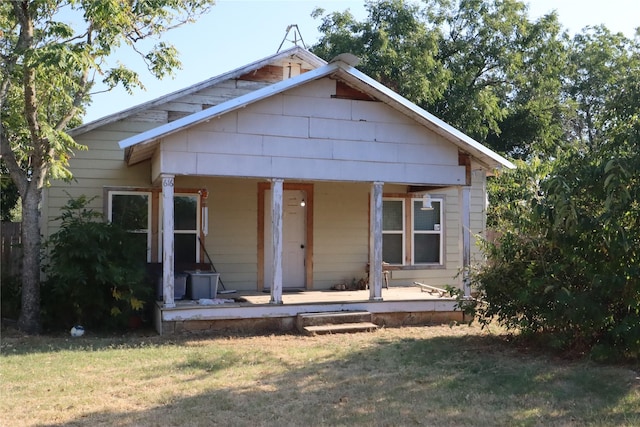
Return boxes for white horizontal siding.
[470,169,488,263]
[310,117,376,141]
[283,95,352,119]
[351,100,409,124]
[284,78,336,98]
[156,76,465,185]
[262,136,332,159]
[238,112,309,138]
[190,131,263,156]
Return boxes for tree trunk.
[17,182,42,334]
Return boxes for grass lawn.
[1,323,639,427]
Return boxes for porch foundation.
[158,311,464,335]
[151,287,465,335]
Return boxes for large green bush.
[466,148,640,361]
[42,196,151,332]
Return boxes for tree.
[0,0,214,334]
[466,29,640,360]
[565,26,638,149]
[311,0,570,159]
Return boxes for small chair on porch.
[366,262,390,290]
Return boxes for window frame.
[380,195,445,268]
[382,198,406,266]
[158,192,202,264]
[411,197,443,266]
[107,190,153,262]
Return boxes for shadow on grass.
[17,332,639,427]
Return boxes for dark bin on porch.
[156,273,188,301]
[186,271,220,299]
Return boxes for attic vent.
[333,81,376,101]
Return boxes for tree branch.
[55,67,90,131]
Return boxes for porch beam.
[270,178,284,304]
[162,174,176,308]
[460,186,471,297]
[369,181,384,301]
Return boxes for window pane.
[414,234,440,263]
[128,233,150,262]
[175,196,197,230]
[175,234,196,264]
[383,200,403,231]
[112,194,148,230]
[383,234,403,264]
[414,200,441,231]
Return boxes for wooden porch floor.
[192,285,452,306]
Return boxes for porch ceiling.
[126,139,159,165]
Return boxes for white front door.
[264,190,306,289]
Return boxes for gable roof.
[70,46,326,137]
[117,52,515,171]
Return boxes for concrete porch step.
[297,311,378,335]
[303,322,379,336]
[297,310,373,327]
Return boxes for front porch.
[153,286,464,335]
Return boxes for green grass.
[1,324,638,426]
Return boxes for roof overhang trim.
[120,57,515,171]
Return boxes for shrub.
[1,275,22,321]
[42,196,151,332]
[465,151,640,361]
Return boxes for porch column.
[162,174,176,308]
[369,181,384,301]
[460,186,471,297]
[270,179,284,304]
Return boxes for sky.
[82,0,640,123]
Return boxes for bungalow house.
[54,46,514,334]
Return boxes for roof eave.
[119,62,341,151]
[70,46,326,137]
[120,56,516,172]
[332,64,515,171]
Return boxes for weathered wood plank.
[162,175,176,308]
[369,181,383,300]
[270,179,284,304]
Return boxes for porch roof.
[117,52,515,171]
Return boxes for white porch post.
[162,174,176,308]
[460,186,471,297]
[270,179,284,304]
[369,181,384,301]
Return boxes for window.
[108,189,202,264]
[108,191,152,262]
[412,199,442,264]
[381,197,443,266]
[159,193,201,264]
[382,199,404,264]
[170,194,200,264]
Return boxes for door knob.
[300,244,305,249]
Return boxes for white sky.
[82,0,640,123]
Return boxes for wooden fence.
[1,222,22,278]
